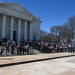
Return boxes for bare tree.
[59,23,71,43]
[50,15,75,44]
[68,16,75,39]
[50,25,62,43]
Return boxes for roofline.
[0,2,35,17]
[0,2,18,5]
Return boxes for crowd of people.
[0,39,75,56]
[0,40,30,56]
[31,41,75,53]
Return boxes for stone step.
[30,49,41,54]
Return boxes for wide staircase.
[30,48,41,54]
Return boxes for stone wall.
[14,18,18,41]
[32,21,40,40]
[21,20,24,40]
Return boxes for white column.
[2,15,6,38]
[10,17,14,40]
[38,24,40,40]
[30,22,33,41]
[24,20,27,40]
[18,19,21,42]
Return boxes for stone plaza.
[0,53,75,75]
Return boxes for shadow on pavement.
[0,55,75,68]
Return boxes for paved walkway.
[0,53,75,75]
[0,53,75,66]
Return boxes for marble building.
[0,2,41,42]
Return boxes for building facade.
[0,2,41,42]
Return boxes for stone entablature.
[0,5,33,21]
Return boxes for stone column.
[2,15,6,38]
[10,17,14,40]
[24,20,27,40]
[18,19,21,42]
[30,22,33,41]
[38,24,40,40]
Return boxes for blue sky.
[1,0,75,32]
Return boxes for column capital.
[25,19,27,22]
[3,14,6,16]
